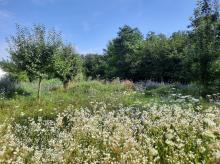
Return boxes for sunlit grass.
[0,79,219,163]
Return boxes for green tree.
[7,24,62,100]
[105,25,144,80]
[53,44,82,90]
[168,31,190,82]
[83,54,106,79]
[138,33,171,82]
[188,0,220,95]
[134,31,190,83]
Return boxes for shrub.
[0,75,17,98]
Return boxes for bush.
[0,75,17,98]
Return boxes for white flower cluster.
[0,102,219,163]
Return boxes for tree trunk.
[37,77,42,101]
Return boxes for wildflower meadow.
[0,80,219,163]
[0,0,220,163]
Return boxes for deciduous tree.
[7,24,62,100]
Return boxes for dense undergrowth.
[0,79,219,163]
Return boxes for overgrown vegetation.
[0,0,219,163]
[84,0,220,96]
[0,79,219,163]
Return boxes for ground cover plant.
[0,79,219,163]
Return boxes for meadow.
[0,78,219,163]
[0,0,220,163]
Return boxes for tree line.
[1,0,220,98]
[84,0,220,96]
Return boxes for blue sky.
[0,0,196,59]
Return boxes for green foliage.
[53,44,82,89]
[2,0,219,99]
[7,24,63,99]
[88,27,191,83]
[83,0,220,97]
[137,32,189,82]
[188,0,220,95]
[8,24,62,81]
[105,25,144,79]
[83,54,106,79]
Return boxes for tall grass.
[0,79,219,163]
